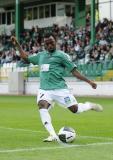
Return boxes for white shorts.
[37,89,77,108]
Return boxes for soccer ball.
[58,126,76,143]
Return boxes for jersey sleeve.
[61,52,77,72]
[28,53,40,65]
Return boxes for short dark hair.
[44,33,56,41]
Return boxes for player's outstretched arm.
[11,36,28,60]
[72,68,97,89]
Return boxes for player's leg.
[37,89,58,142]
[68,102,103,113]
[52,89,103,114]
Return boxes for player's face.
[44,36,56,53]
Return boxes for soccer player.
[11,34,103,142]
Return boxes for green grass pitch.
[0,95,113,160]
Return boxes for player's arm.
[11,36,28,60]
[60,52,97,89]
[71,68,97,89]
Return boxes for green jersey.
[28,50,76,90]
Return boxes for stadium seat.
[107,60,113,70]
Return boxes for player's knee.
[38,100,50,109]
[68,105,78,113]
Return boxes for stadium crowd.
[0,18,113,65]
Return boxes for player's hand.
[89,81,97,89]
[11,36,18,46]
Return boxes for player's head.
[44,33,56,53]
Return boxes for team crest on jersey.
[40,64,50,71]
[64,96,71,104]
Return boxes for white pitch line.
[0,126,45,133]
[0,142,113,153]
[0,126,113,141]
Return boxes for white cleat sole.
[43,135,59,142]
